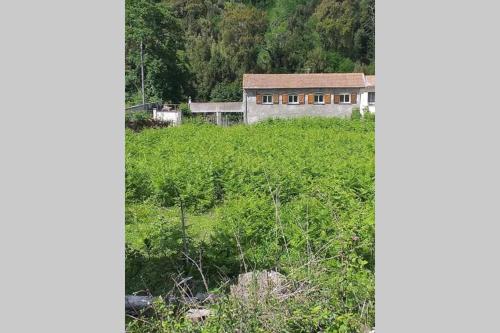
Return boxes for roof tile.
[243,73,368,89]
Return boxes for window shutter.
[256,94,262,104]
[273,94,279,104]
[308,94,314,104]
[324,94,331,104]
[282,94,288,104]
[299,94,305,104]
[351,93,357,104]
[334,95,340,104]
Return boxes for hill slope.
[125,0,375,105]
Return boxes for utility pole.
[140,40,145,106]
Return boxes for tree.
[125,0,374,104]
[210,80,242,102]
[312,0,374,65]
[313,0,360,59]
[357,0,375,64]
[264,0,320,73]
[220,3,268,76]
[125,0,192,104]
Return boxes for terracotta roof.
[365,75,376,87]
[243,73,367,89]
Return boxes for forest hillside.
[125,0,375,105]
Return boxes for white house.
[360,75,375,114]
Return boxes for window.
[262,95,273,104]
[368,92,375,104]
[339,93,350,104]
[314,94,324,104]
[288,94,298,104]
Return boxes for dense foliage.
[126,117,374,331]
[125,111,174,130]
[125,0,375,105]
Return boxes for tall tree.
[220,3,268,77]
[309,0,374,69]
[357,0,375,64]
[125,0,192,105]
[125,0,375,104]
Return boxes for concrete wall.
[153,109,181,125]
[244,88,362,124]
[189,102,243,113]
[188,102,244,125]
[360,88,376,114]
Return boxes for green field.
[126,117,375,332]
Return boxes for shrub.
[125,111,171,131]
[364,110,375,122]
[179,102,191,117]
[125,111,150,123]
[351,107,362,120]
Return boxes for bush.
[351,107,362,120]
[125,111,171,131]
[364,110,375,122]
[125,111,150,123]
[179,102,191,117]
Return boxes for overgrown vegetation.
[126,0,375,105]
[350,107,362,120]
[126,117,374,332]
[125,111,172,131]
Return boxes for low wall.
[189,102,243,113]
[153,110,181,125]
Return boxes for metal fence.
[220,112,244,126]
[190,112,244,126]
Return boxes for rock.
[186,308,211,322]
[230,270,289,302]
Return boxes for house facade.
[359,75,376,114]
[243,73,375,124]
[185,73,375,125]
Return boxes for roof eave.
[243,86,366,89]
